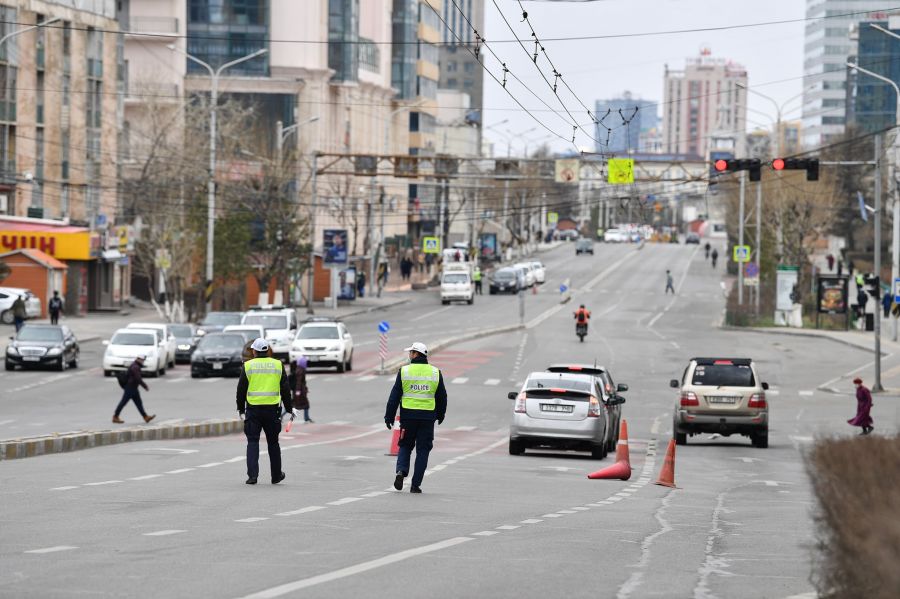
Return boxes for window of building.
[60,184,69,218]
[419,2,441,30]
[36,15,46,70]
[418,41,439,65]
[62,21,71,74]
[359,37,379,72]
[61,130,69,180]
[0,6,16,64]
[463,79,474,90]
[36,71,44,124]
[417,76,437,99]
[328,0,359,81]
[187,0,268,76]
[447,77,457,87]
[446,61,457,72]
[822,98,843,108]
[822,116,845,125]
[87,27,103,77]
[463,61,475,73]
[87,80,102,129]
[0,63,16,122]
[0,123,15,182]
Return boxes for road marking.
[166,468,195,474]
[328,497,362,506]
[520,519,543,524]
[225,456,244,463]
[129,474,163,481]
[542,513,564,518]
[238,537,474,598]
[542,466,576,472]
[451,377,469,384]
[454,426,476,431]
[197,462,222,468]
[358,375,376,382]
[761,480,779,487]
[556,510,577,514]
[143,530,186,537]
[670,341,680,349]
[235,517,270,523]
[361,491,388,498]
[83,480,121,486]
[571,507,590,511]
[410,305,454,323]
[340,456,371,461]
[25,546,78,554]
[799,390,813,397]
[484,378,501,386]
[327,420,351,426]
[147,448,198,454]
[50,486,79,491]
[734,457,761,464]
[276,506,326,517]
[472,531,498,537]
[0,419,15,426]
[496,525,520,530]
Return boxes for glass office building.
[187,0,268,75]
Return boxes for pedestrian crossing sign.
[423,237,441,254]
[607,158,635,185]
[547,212,558,225]
[733,245,751,263]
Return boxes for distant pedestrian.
[112,356,155,424]
[837,260,843,276]
[357,271,366,298]
[710,248,718,269]
[473,266,483,295]
[883,292,892,319]
[665,270,675,294]
[857,288,869,321]
[11,295,26,332]
[289,356,313,423]
[826,254,835,271]
[48,291,63,325]
[848,377,874,435]
[704,242,711,259]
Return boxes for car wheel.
[751,430,768,448]
[489,289,496,295]
[590,443,607,460]
[69,352,79,368]
[337,359,346,373]
[4,360,13,371]
[467,297,474,305]
[169,358,175,369]
[508,438,525,455]
[441,300,449,305]
[346,352,353,372]
[103,370,112,377]
[56,357,66,372]
[0,309,12,325]
[191,372,201,379]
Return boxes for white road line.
[520,519,543,524]
[556,510,577,514]
[327,420,351,426]
[410,305,454,323]
[571,507,590,511]
[225,456,244,463]
[542,513,563,518]
[50,486,79,491]
[147,448,198,454]
[472,531,499,537]
[484,378,501,386]
[454,426,476,431]
[83,480,121,486]
[451,377,469,384]
[328,497,363,506]
[276,506,326,517]
[197,462,223,468]
[166,468,195,474]
[0,419,15,426]
[143,530,186,537]
[25,546,78,554]
[496,525,520,530]
[237,537,473,598]
[129,474,163,481]
[799,390,814,397]
[430,464,447,472]
[647,312,664,328]
[235,517,270,523]
[361,491,388,498]
[358,375,376,382]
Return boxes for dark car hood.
[193,348,242,358]
[13,340,62,349]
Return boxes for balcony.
[125,17,179,37]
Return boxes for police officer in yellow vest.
[473,266,483,295]
[236,338,293,485]
[385,342,447,493]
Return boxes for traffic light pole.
[874,133,884,392]
[755,180,762,315]
[738,171,746,305]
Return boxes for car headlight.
[46,347,62,356]
[326,344,340,352]
[6,346,18,355]
[197,329,207,336]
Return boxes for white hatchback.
[102,328,164,377]
[513,263,536,287]
[0,287,42,324]
[530,261,546,284]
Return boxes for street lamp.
[168,44,268,312]
[276,116,319,164]
[0,16,61,49]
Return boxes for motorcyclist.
[574,304,591,333]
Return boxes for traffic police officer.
[385,342,447,493]
[473,266,483,295]
[236,338,293,485]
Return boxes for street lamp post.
[0,16,61,49]
[168,45,268,312]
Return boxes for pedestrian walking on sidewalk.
[48,291,63,325]
[11,295,26,332]
[385,342,447,494]
[357,271,366,298]
[704,242,710,260]
[848,377,874,435]
[236,339,293,485]
[883,292,892,319]
[288,356,313,423]
[665,270,675,294]
[710,248,718,269]
[112,356,156,424]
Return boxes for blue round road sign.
[559,284,568,293]
[745,263,759,277]
[378,321,390,333]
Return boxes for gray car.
[508,371,624,459]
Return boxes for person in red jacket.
[848,377,874,435]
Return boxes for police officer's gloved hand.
[238,412,245,421]
[438,417,444,425]
[385,420,393,430]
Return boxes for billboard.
[817,276,848,314]
[323,229,348,265]
[479,233,498,260]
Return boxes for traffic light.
[713,158,761,181]
[771,158,819,181]
[864,274,880,299]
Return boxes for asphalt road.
[1,242,895,599]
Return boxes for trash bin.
[866,313,875,331]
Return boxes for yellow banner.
[607,158,635,184]
[0,230,95,260]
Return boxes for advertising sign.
[478,233,497,260]
[323,229,348,265]
[817,276,848,314]
[337,266,356,300]
[547,212,558,225]
[776,266,799,311]
[0,228,94,260]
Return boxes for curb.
[720,325,886,355]
[314,297,410,320]
[0,418,243,461]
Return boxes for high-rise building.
[801,1,899,148]
[846,17,900,135]
[439,0,483,122]
[593,92,645,154]
[662,50,747,158]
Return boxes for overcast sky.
[481,0,807,155]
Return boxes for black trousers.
[115,387,148,418]
[245,405,282,480]
[49,311,60,324]
[396,419,435,488]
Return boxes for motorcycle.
[575,322,588,342]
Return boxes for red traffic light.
[714,159,728,172]
[772,158,785,171]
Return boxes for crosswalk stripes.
[451,377,469,384]
[484,379,501,386]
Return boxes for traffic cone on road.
[654,438,677,488]
[587,419,632,480]
[386,416,401,456]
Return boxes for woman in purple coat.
[848,377,874,435]
[288,357,313,423]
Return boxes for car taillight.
[588,396,601,417]
[680,391,699,407]
[748,393,767,409]
[514,392,527,413]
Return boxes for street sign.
[554,159,579,183]
[422,236,440,254]
[378,321,390,333]
[744,276,759,287]
[858,191,868,222]
[607,158,634,185]
[732,245,750,263]
[745,262,759,277]
[559,284,568,294]
[547,212,558,225]
[894,278,900,304]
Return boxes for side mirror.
[617,383,629,392]
[612,395,626,405]
[669,379,679,388]
[761,382,769,390]
[507,391,518,400]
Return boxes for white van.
[441,266,474,305]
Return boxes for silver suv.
[670,357,770,448]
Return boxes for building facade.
[438,0,483,121]
[846,17,900,135]
[593,92,645,155]
[801,1,899,148]
[662,50,747,159]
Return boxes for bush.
[806,435,900,598]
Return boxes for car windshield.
[525,376,593,393]
[243,315,288,329]
[111,332,155,346]
[170,325,193,337]
[201,313,242,326]
[443,273,468,284]
[297,326,339,340]
[17,327,63,342]
[198,335,244,350]
[692,364,755,387]
[494,271,515,280]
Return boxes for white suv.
[126,322,177,369]
[242,307,297,361]
[290,319,353,372]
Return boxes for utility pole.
[755,180,762,314]
[738,171,746,304]
[874,133,884,392]
[306,153,318,314]
[503,179,510,255]
[368,176,376,293]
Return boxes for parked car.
[126,322,177,369]
[575,238,594,255]
[103,328,164,377]
[290,318,354,372]
[241,307,297,361]
[546,364,627,453]
[170,324,198,364]
[489,267,521,294]
[513,263,536,287]
[190,333,246,378]
[196,311,244,337]
[603,229,625,243]
[530,261,546,284]
[0,287,42,325]
[557,229,579,241]
[5,324,79,371]
[670,357,769,448]
[508,371,623,459]
[685,232,701,244]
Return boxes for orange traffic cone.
[654,438,677,488]
[587,419,632,480]
[386,416,401,456]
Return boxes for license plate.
[212,363,223,370]
[307,356,318,362]
[707,396,737,404]
[541,404,573,413]
[23,356,40,362]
